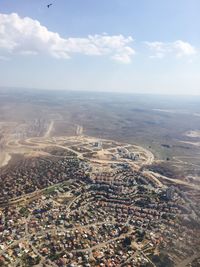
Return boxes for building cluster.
[0,140,199,266]
[0,156,88,203]
[115,148,139,161]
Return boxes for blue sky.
[0,0,200,94]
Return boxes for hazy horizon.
[2,86,200,98]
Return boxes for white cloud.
[146,40,197,58]
[173,40,196,57]
[0,13,135,63]
[112,46,135,63]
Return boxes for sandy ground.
[0,152,11,168]
[152,109,178,113]
[44,120,54,138]
[180,140,200,147]
[184,130,200,138]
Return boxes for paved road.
[72,230,134,253]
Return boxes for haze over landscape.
[0,1,200,267]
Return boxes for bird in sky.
[47,3,53,8]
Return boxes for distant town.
[0,135,199,266]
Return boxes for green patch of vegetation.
[19,207,29,217]
[21,254,41,266]
[150,253,174,267]
[43,185,58,195]
[49,251,65,261]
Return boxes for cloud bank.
[0,13,135,63]
[0,13,197,63]
[146,40,197,58]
